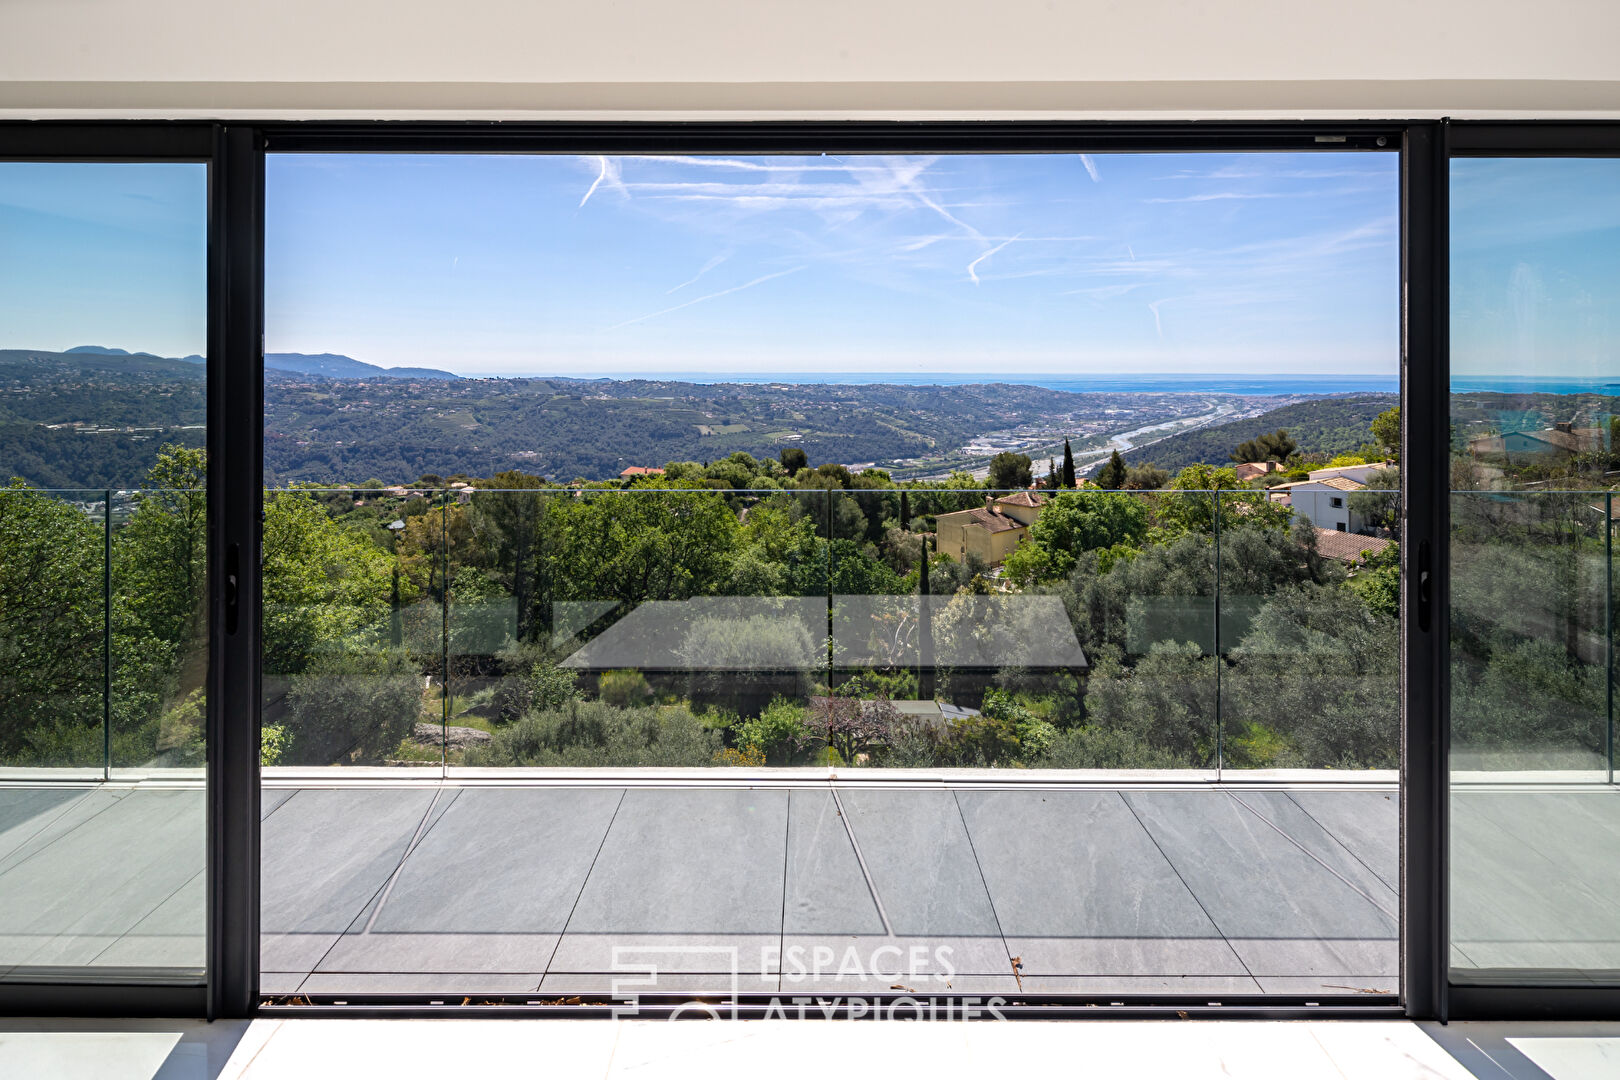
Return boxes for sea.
[503,370,1620,396]
[595,372,1402,396]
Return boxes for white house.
[1268,462,1393,534]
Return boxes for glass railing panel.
[0,487,109,777]
[1217,485,1401,777]
[1451,490,1611,781]
[261,487,442,776]
[452,487,830,771]
[903,486,1216,775]
[108,487,209,779]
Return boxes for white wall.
[2,0,1619,118]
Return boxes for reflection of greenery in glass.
[1451,493,1610,770]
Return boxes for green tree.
[0,483,105,764]
[988,451,1033,492]
[780,446,809,474]
[281,647,424,765]
[1123,462,1170,490]
[1370,406,1401,463]
[1061,440,1076,489]
[1231,429,1297,464]
[1096,450,1127,490]
[261,489,398,676]
[1004,490,1149,584]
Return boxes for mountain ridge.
[60,345,458,380]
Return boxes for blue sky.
[263,152,1400,378]
[1452,158,1620,381]
[0,162,206,358]
[0,153,1406,379]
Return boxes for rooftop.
[1314,528,1394,563]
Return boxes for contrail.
[579,156,621,208]
[1080,155,1101,183]
[609,266,805,330]
[666,251,730,294]
[967,234,1020,285]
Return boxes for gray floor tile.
[548,788,789,974]
[0,789,126,876]
[0,788,203,972]
[1122,790,1397,977]
[260,788,298,819]
[259,787,439,973]
[782,789,884,937]
[957,789,1245,977]
[316,787,623,974]
[1452,789,1620,960]
[1284,789,1399,891]
[1450,790,1620,969]
[779,789,1008,976]
[0,788,85,862]
[1225,791,1398,912]
[89,870,204,969]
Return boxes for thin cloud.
[609,266,806,330]
[1080,155,1101,183]
[618,155,893,173]
[1063,282,1146,299]
[1144,191,1286,204]
[967,234,1020,285]
[666,251,731,294]
[1148,299,1171,337]
[1157,165,1379,181]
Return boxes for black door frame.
[2,116,1611,1021]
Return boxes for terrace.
[6,772,1620,999]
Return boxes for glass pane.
[261,488,441,777]
[1450,156,1620,984]
[1219,484,1401,775]
[262,149,1399,999]
[0,161,207,982]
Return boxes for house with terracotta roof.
[618,465,666,479]
[934,491,1047,565]
[1232,460,1283,482]
[1312,527,1393,564]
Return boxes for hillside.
[1123,394,1398,473]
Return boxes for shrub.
[713,745,766,767]
[463,700,721,767]
[1038,726,1183,769]
[807,695,898,764]
[938,689,1056,766]
[734,696,811,764]
[260,723,289,767]
[282,648,424,765]
[490,639,581,722]
[598,668,653,707]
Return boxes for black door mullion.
[1399,119,1450,1023]
[207,123,265,1020]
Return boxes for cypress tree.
[1061,439,1076,489]
[1097,449,1127,490]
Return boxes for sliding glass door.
[256,144,1403,1001]
[1449,142,1620,988]
[0,156,209,986]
